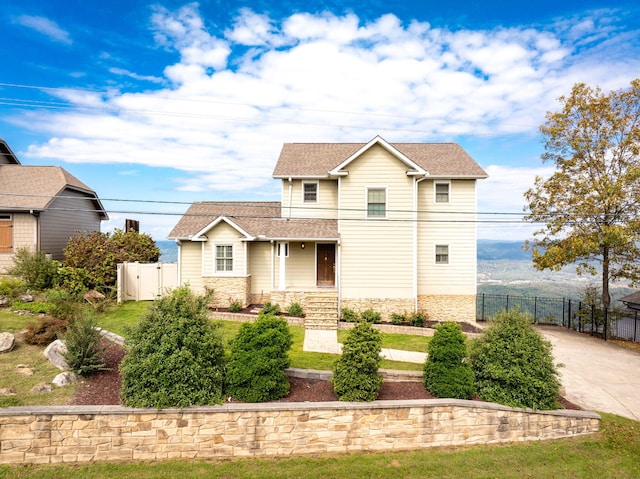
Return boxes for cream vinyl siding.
[281,179,338,219]
[202,222,246,277]
[179,241,204,293]
[338,145,414,299]
[284,241,316,288]
[0,213,36,274]
[417,179,477,295]
[248,241,272,295]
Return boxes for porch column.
[277,242,288,291]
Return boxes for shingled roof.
[273,138,488,179]
[0,165,107,218]
[168,201,338,240]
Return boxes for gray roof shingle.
[272,141,488,178]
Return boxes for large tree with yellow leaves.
[525,79,640,309]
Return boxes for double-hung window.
[367,188,386,217]
[215,245,233,272]
[435,245,449,264]
[303,182,318,202]
[435,183,450,203]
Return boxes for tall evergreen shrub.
[331,321,383,401]
[423,322,474,399]
[62,311,107,376]
[469,309,561,410]
[119,287,226,408]
[225,313,293,402]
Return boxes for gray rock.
[18,294,33,302]
[0,332,15,353]
[31,383,53,393]
[16,364,34,376]
[0,297,9,306]
[0,387,16,396]
[43,339,69,371]
[52,371,80,387]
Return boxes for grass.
[0,413,637,478]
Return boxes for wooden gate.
[117,262,178,302]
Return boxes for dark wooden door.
[316,243,335,287]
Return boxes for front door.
[316,243,335,287]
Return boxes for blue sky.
[1,0,639,240]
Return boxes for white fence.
[116,262,178,302]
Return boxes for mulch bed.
[69,342,581,410]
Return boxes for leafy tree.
[225,313,293,402]
[524,79,640,309]
[63,229,160,292]
[469,309,560,410]
[119,287,226,408]
[331,321,383,401]
[423,322,474,399]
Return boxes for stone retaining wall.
[0,401,599,464]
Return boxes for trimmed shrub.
[23,317,67,345]
[261,302,281,315]
[410,310,429,327]
[286,302,304,317]
[390,312,407,325]
[225,313,293,402]
[62,311,107,376]
[45,288,84,321]
[7,247,58,291]
[469,309,561,410]
[119,287,226,408]
[341,307,359,322]
[360,308,381,324]
[331,321,383,401]
[229,300,242,313]
[423,322,474,399]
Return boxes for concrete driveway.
[537,325,640,421]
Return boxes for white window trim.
[434,181,451,204]
[366,186,387,219]
[435,244,449,265]
[214,243,234,275]
[302,181,319,203]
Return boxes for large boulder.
[53,372,79,387]
[44,339,69,370]
[0,332,15,353]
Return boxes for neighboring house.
[168,136,488,322]
[0,138,108,274]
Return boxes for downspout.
[336,176,342,313]
[270,240,275,291]
[414,175,428,312]
[30,210,39,253]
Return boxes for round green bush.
[469,309,561,410]
[331,321,383,401]
[119,287,226,408]
[225,313,293,402]
[423,322,474,399]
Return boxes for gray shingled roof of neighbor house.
[272,142,489,178]
[168,201,338,240]
[0,165,107,217]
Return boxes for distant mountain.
[477,240,529,261]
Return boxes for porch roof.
[168,201,339,240]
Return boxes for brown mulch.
[70,342,581,410]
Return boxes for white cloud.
[14,15,72,44]
[16,5,640,207]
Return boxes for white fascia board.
[328,135,427,176]
[193,216,255,240]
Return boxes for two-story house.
[168,136,487,323]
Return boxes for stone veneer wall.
[269,290,312,309]
[341,298,415,322]
[203,276,251,308]
[0,401,598,464]
[418,294,476,323]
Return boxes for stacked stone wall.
[418,294,476,323]
[0,402,599,464]
[203,276,251,308]
[340,298,415,321]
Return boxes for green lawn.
[0,413,637,478]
